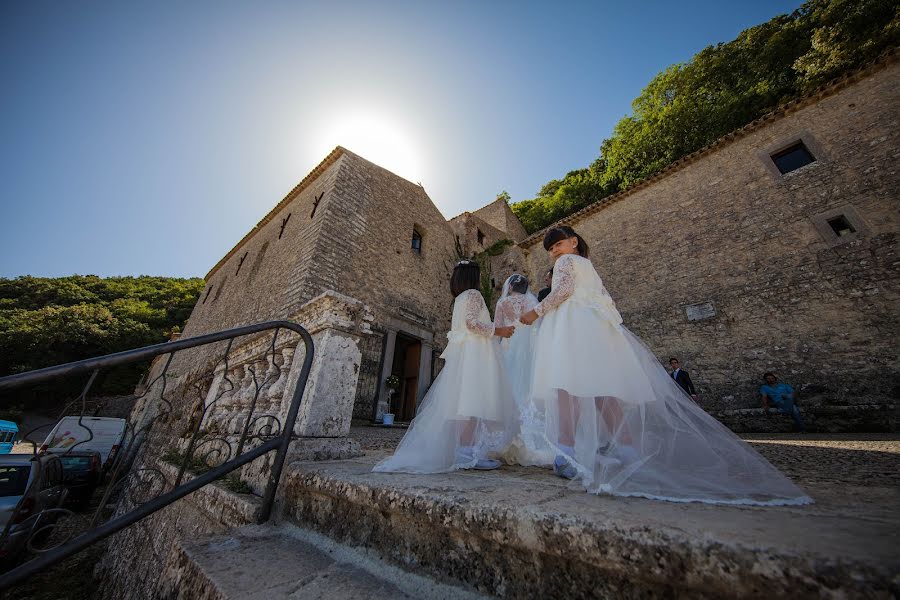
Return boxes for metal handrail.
[0,321,314,590]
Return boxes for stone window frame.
[810,204,870,248]
[757,130,826,182]
[477,228,485,246]
[411,225,424,256]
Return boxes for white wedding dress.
[373,289,518,474]
[530,253,812,505]
[494,279,556,466]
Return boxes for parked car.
[41,416,128,473]
[0,454,68,567]
[0,421,17,454]
[59,451,102,510]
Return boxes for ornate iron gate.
[353,326,386,420]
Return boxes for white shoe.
[473,458,501,470]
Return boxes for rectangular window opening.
[827,215,856,237]
[477,229,485,245]
[771,141,815,175]
[411,229,423,255]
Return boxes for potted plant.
[383,375,401,425]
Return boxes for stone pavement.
[270,428,900,598]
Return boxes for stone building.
[179,147,525,425]
[518,54,899,428]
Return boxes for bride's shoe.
[473,458,501,470]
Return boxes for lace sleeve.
[535,255,576,316]
[494,298,516,328]
[465,291,495,337]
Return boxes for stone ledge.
[155,458,262,526]
[277,452,899,599]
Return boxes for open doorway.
[390,334,421,422]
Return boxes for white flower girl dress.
[374,289,518,473]
[531,253,812,505]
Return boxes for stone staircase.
[158,524,488,600]
[268,451,898,599]
[145,431,900,599]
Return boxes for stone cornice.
[519,48,900,249]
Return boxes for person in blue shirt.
[760,373,806,432]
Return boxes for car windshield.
[0,465,31,496]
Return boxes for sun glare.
[311,111,423,185]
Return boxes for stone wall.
[473,196,528,242]
[184,152,343,342]
[326,151,459,338]
[520,59,900,414]
[449,211,509,258]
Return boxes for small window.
[827,215,856,237]
[235,252,248,276]
[310,192,324,219]
[411,229,423,255]
[278,213,291,239]
[811,205,867,248]
[771,142,815,175]
[477,229,485,246]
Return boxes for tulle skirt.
[531,302,813,506]
[500,326,556,466]
[373,336,518,474]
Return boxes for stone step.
[159,523,490,600]
[277,450,900,599]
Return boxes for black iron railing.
[0,321,313,590]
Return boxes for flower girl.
[494,274,555,466]
[520,226,811,506]
[374,260,517,473]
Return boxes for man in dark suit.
[536,268,553,302]
[669,358,698,401]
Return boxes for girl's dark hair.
[450,261,481,296]
[509,274,529,294]
[542,226,589,257]
[763,372,777,381]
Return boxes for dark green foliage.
[0,275,204,400]
[511,0,899,234]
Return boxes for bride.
[494,274,556,466]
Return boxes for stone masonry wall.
[449,211,509,259]
[473,197,528,242]
[174,153,345,374]
[521,60,900,413]
[324,151,460,336]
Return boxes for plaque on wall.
[685,301,716,321]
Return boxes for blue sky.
[1,0,803,279]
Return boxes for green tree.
[511,0,898,235]
[0,275,204,400]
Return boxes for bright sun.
[312,111,423,185]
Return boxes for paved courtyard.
[351,425,900,490]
